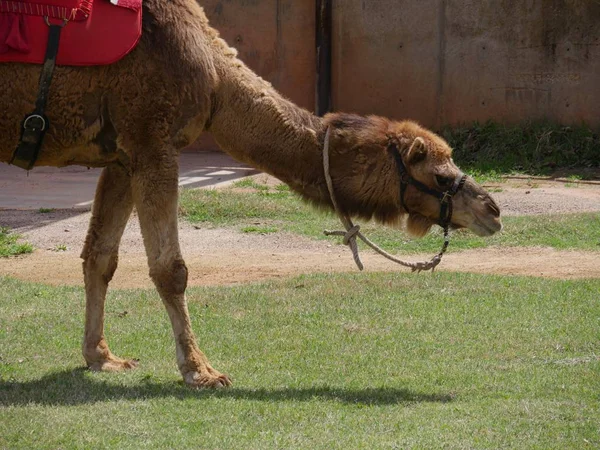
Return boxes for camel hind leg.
[81,163,138,371]
[132,149,231,388]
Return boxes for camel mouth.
[470,216,503,237]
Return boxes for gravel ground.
[1,175,599,286]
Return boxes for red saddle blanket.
[0,0,142,66]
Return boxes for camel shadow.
[0,208,90,233]
[0,368,454,407]
[0,152,259,213]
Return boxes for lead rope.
[322,127,449,273]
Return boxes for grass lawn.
[1,273,598,449]
[180,181,600,254]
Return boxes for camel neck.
[207,57,328,199]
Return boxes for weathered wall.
[193,0,600,151]
[333,0,600,127]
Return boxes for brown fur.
[0,1,501,388]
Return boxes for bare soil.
[1,175,599,288]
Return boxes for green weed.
[442,121,600,178]
[0,228,33,258]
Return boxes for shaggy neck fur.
[207,50,327,198]
[207,47,409,226]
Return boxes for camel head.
[322,113,502,238]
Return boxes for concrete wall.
[333,0,600,127]
[194,0,600,151]
[202,0,316,110]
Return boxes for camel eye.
[435,174,454,188]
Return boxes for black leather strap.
[11,21,64,170]
[389,142,467,228]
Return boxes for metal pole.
[316,0,332,116]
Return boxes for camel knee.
[149,258,188,296]
[82,251,119,284]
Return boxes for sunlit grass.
[1,273,598,448]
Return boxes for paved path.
[0,152,258,210]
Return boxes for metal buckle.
[23,114,47,131]
[44,16,69,28]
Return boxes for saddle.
[0,0,142,170]
[0,0,142,65]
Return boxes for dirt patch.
[1,177,599,287]
[483,176,600,216]
[1,245,599,289]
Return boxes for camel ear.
[405,137,427,164]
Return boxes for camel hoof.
[184,371,232,389]
[87,358,139,372]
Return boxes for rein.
[322,127,467,273]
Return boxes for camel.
[0,0,502,388]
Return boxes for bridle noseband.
[389,143,467,231]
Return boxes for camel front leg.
[132,155,231,388]
[81,163,138,371]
